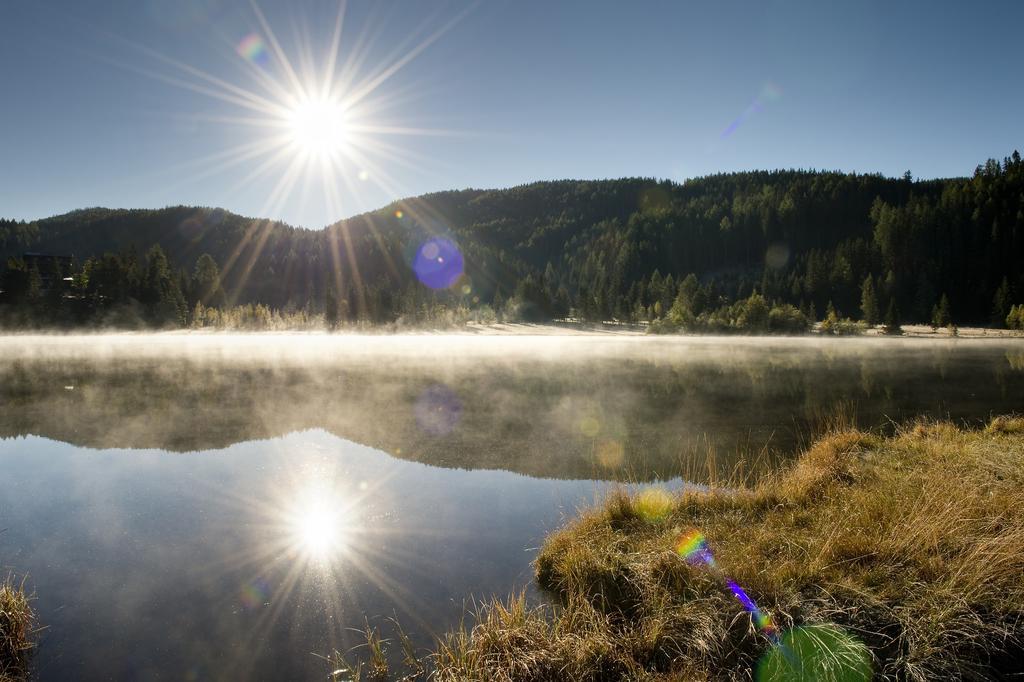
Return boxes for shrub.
[767,303,810,334]
[820,316,867,336]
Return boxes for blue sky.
[1,0,1021,228]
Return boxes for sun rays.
[91,1,479,310]
[115,1,472,225]
[182,435,459,664]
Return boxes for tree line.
[1,151,1022,330]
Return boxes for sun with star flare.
[120,2,472,224]
[286,96,350,158]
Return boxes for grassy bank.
[431,417,1024,680]
[0,577,34,681]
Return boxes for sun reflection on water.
[195,440,450,667]
[285,485,351,564]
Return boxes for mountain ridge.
[2,153,1021,326]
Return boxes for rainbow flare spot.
[236,33,270,68]
[673,532,868,676]
[675,530,778,642]
[721,81,782,139]
[727,579,778,639]
[676,529,715,568]
[239,577,271,611]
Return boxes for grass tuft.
[775,430,879,502]
[985,414,1024,435]
[0,576,35,682]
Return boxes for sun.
[287,491,349,563]
[125,1,474,229]
[287,96,349,157]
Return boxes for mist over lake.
[2,334,1022,679]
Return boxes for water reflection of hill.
[1,336,1022,482]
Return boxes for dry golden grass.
[984,415,1024,435]
[435,416,1024,680]
[0,577,35,682]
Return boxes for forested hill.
[1,151,1022,328]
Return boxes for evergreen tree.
[513,274,552,322]
[0,259,29,305]
[668,274,701,326]
[1007,304,1023,330]
[191,253,225,308]
[542,261,557,294]
[660,273,676,315]
[860,275,879,325]
[992,277,1012,328]
[324,287,339,329]
[27,263,42,303]
[648,270,664,311]
[492,290,506,321]
[933,294,951,328]
[142,245,186,326]
[44,257,65,321]
[914,272,936,323]
[883,299,902,335]
[882,271,897,304]
[192,301,207,328]
[553,285,570,318]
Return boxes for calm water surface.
[1,334,1022,680]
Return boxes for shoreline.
[859,322,1024,339]
[0,321,1022,337]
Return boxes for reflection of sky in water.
[0,431,636,680]
[1,338,1023,678]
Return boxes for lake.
[1,334,1022,679]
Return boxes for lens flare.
[675,530,776,639]
[235,32,270,68]
[595,439,624,469]
[579,416,601,438]
[765,243,790,269]
[676,529,715,568]
[727,578,777,637]
[239,577,271,611]
[721,81,783,139]
[412,238,464,290]
[634,487,673,522]
[414,384,462,435]
[673,530,871,675]
[756,624,872,681]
